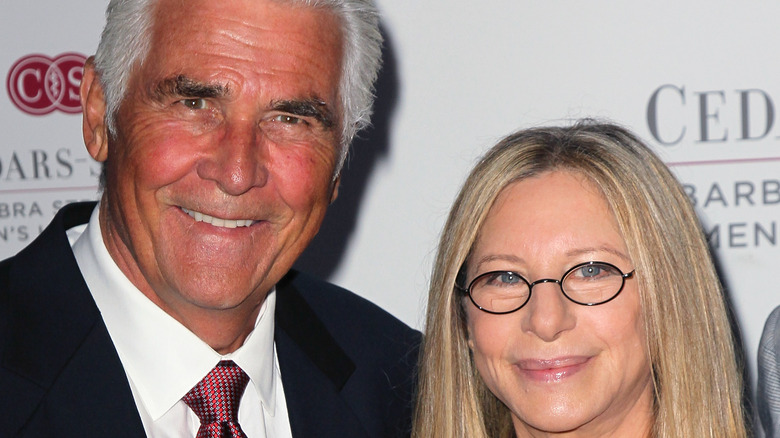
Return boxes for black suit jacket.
[0,202,420,437]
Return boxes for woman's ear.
[80,57,109,162]
[463,303,475,350]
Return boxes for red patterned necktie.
[182,360,250,438]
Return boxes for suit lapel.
[275,272,369,438]
[1,202,145,437]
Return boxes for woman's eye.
[481,272,521,286]
[570,263,621,281]
[180,98,207,110]
[499,272,521,284]
[579,266,603,278]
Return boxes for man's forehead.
[150,0,336,25]
[141,0,342,74]
[146,0,343,62]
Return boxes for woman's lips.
[515,356,591,382]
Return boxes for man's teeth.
[181,208,256,228]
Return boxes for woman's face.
[465,170,654,436]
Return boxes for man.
[760,306,780,437]
[0,0,419,436]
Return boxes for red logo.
[7,53,87,115]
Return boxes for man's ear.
[80,57,109,163]
[329,174,341,203]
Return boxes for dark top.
[0,202,420,437]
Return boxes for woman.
[413,121,748,437]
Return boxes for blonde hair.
[413,120,748,437]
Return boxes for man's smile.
[181,207,258,229]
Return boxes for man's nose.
[198,121,269,195]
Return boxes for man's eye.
[180,98,207,110]
[273,114,305,125]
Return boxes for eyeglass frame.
[457,261,635,315]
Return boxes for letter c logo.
[6,53,87,115]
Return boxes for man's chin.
[180,283,266,311]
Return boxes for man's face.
[84,0,343,327]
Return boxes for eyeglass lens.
[467,262,630,314]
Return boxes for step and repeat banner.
[3,0,778,421]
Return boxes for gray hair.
[93,0,383,171]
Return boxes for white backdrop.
[2,0,778,428]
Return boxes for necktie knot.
[183,360,249,438]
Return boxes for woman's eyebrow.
[471,254,525,273]
[565,246,631,263]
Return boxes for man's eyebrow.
[153,75,228,99]
[271,98,336,129]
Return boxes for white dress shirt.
[68,205,293,438]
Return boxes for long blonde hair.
[413,121,748,437]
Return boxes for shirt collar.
[70,205,278,420]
